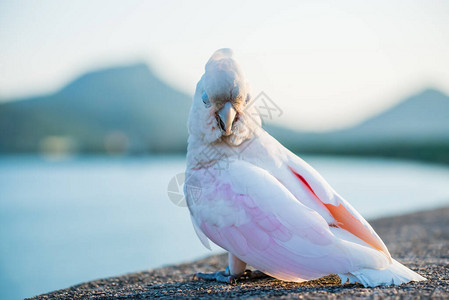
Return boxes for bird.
[184,48,426,287]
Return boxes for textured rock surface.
[31,207,449,299]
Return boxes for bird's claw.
[193,270,238,284]
[193,266,269,284]
[193,266,238,284]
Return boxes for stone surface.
[30,207,449,299]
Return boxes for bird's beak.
[218,102,237,136]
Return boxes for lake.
[1,155,449,299]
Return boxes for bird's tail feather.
[338,259,426,287]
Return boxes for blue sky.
[1,0,448,130]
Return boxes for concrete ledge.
[31,207,449,299]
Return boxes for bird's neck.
[186,133,257,171]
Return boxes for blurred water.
[1,155,448,299]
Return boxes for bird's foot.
[193,266,269,284]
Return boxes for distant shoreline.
[1,151,448,166]
[30,206,449,299]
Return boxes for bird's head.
[188,48,261,146]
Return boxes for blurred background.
[1,1,449,299]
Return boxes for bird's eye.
[202,92,211,107]
[245,93,251,103]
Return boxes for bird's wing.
[187,160,390,281]
[282,149,392,260]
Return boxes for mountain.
[264,89,449,163]
[0,64,191,154]
[327,88,449,143]
[1,63,448,163]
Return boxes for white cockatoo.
[184,48,425,287]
